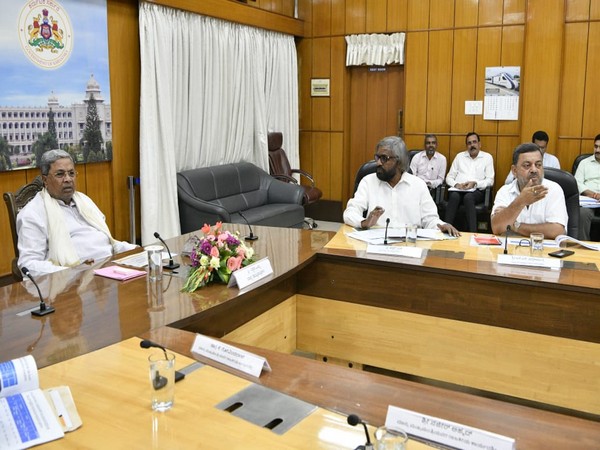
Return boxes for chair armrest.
[272,174,298,184]
[267,179,304,205]
[434,184,446,205]
[290,169,316,187]
[483,186,492,208]
[177,188,232,221]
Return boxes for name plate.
[228,257,273,290]
[366,244,423,258]
[385,405,515,450]
[497,254,561,270]
[191,334,271,378]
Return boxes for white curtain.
[139,2,299,244]
[345,33,405,66]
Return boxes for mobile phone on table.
[548,249,574,258]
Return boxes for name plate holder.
[228,257,273,290]
[366,244,423,258]
[497,254,561,270]
[385,405,515,450]
[191,334,271,378]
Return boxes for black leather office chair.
[3,176,44,281]
[570,153,600,239]
[543,168,580,238]
[441,185,493,233]
[572,153,593,175]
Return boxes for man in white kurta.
[17,150,136,276]
[343,136,459,237]
[491,143,567,239]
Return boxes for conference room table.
[2,224,600,448]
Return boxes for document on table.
[448,187,477,192]
[347,228,448,245]
[579,196,600,208]
[113,251,174,268]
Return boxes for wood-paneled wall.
[2,0,600,275]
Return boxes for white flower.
[200,255,209,266]
[209,256,220,269]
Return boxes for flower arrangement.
[181,222,255,293]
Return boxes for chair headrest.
[268,132,283,152]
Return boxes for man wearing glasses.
[343,136,459,236]
[17,149,136,275]
[444,132,495,232]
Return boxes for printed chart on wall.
[483,66,520,121]
[0,0,112,173]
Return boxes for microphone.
[504,225,511,255]
[384,218,390,245]
[347,414,373,450]
[238,211,258,241]
[153,232,180,270]
[22,267,55,317]
[140,340,185,382]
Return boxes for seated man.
[574,134,600,241]
[17,149,137,276]
[491,143,567,239]
[409,134,447,189]
[505,130,560,184]
[343,136,459,236]
[444,132,495,232]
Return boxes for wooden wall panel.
[407,0,430,30]
[479,0,504,25]
[455,0,479,28]
[331,0,346,35]
[426,30,453,133]
[387,0,407,31]
[312,0,331,37]
[346,0,366,34]
[503,0,526,23]
[430,0,455,29]
[592,0,600,19]
[298,38,313,131]
[330,37,346,131]
[520,0,564,144]
[348,68,369,178]
[311,37,332,130]
[558,23,588,142]
[365,74,389,144]
[312,132,332,198]
[450,28,477,137]
[365,0,388,33]
[498,25,524,138]
[385,66,404,136]
[566,0,591,21]
[474,27,502,137]
[404,32,429,133]
[330,132,344,199]
[582,22,600,139]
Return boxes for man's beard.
[376,166,395,182]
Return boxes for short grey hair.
[41,149,73,175]
[376,136,409,172]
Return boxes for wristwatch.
[513,220,521,231]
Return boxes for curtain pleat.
[345,33,405,66]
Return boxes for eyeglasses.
[50,170,78,180]
[374,154,397,164]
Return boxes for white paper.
[448,187,476,192]
[347,228,446,245]
[497,254,562,270]
[191,334,271,378]
[366,245,423,258]
[0,355,39,398]
[112,251,173,268]
[464,100,482,115]
[385,405,515,450]
[579,195,600,208]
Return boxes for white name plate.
[385,405,515,450]
[367,244,423,259]
[228,257,273,290]
[191,334,271,378]
[497,254,561,270]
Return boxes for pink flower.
[227,256,242,271]
[210,246,220,258]
[201,224,211,234]
[236,246,245,258]
[215,221,222,230]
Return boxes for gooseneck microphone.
[347,414,373,450]
[140,339,185,382]
[153,232,180,270]
[238,211,258,241]
[22,267,55,317]
[504,225,511,255]
[384,218,390,245]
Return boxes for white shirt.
[17,192,136,276]
[504,152,560,184]
[574,155,600,193]
[343,172,445,229]
[446,150,495,189]
[409,151,447,188]
[491,178,568,228]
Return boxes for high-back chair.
[571,153,600,239]
[268,132,322,228]
[3,176,44,281]
[543,168,580,238]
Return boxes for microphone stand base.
[163,263,180,270]
[244,235,258,241]
[32,306,56,317]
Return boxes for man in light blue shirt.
[574,134,600,240]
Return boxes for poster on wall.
[0,0,112,173]
[483,66,520,121]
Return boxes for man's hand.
[455,181,476,190]
[361,206,384,229]
[522,179,548,205]
[438,223,460,237]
